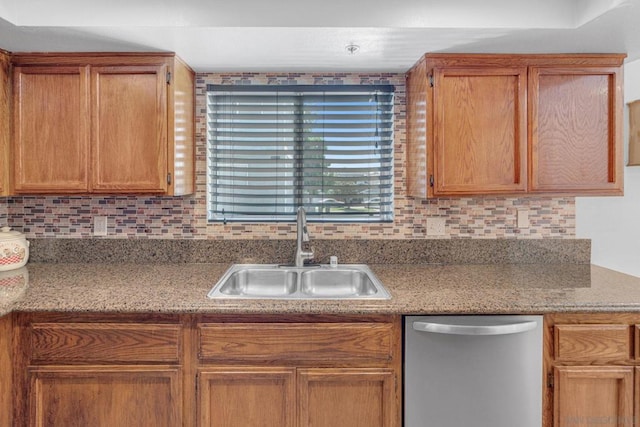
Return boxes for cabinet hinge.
[167,173,172,185]
[429,175,434,187]
[428,74,434,87]
[547,373,554,388]
[166,71,172,85]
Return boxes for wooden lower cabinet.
[29,366,182,427]
[553,366,634,427]
[14,313,185,427]
[545,314,640,427]
[196,316,401,427]
[14,313,401,427]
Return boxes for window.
[206,85,394,222]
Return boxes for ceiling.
[0,0,638,72]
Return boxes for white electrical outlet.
[94,216,108,236]
[517,210,530,229]
[426,217,446,236]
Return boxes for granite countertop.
[2,262,640,316]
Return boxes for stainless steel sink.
[216,268,297,297]
[300,269,380,298]
[207,264,391,300]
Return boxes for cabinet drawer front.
[198,323,394,363]
[30,323,181,364]
[554,324,630,362]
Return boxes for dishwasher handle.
[412,320,538,336]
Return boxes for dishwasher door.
[404,315,543,427]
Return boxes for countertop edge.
[3,262,640,316]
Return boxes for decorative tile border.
[5,196,198,239]
[0,72,576,240]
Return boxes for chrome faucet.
[294,207,314,267]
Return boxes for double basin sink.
[207,264,391,300]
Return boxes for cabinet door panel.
[29,366,181,427]
[91,65,167,192]
[432,67,527,195]
[198,368,295,427]
[553,366,633,427]
[13,66,90,192]
[529,67,623,193]
[298,368,397,427]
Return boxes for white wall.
[576,58,640,277]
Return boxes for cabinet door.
[554,366,633,427]
[298,368,398,427]
[198,367,296,427]
[529,67,623,194]
[29,366,181,427]
[0,51,9,195]
[432,67,527,195]
[0,315,13,427]
[13,66,90,193]
[91,65,167,193]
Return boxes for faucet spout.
[294,207,314,267]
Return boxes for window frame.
[206,84,395,224]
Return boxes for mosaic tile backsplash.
[0,201,6,227]
[0,72,575,240]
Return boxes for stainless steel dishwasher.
[404,315,543,427]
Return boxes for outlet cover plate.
[93,216,108,236]
[517,210,530,229]
[426,217,446,236]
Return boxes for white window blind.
[207,85,394,222]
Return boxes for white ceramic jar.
[0,227,30,271]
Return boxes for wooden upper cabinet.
[406,53,625,198]
[13,65,90,193]
[91,65,167,193]
[432,66,527,196]
[529,66,623,194]
[0,50,11,196]
[11,53,195,195]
